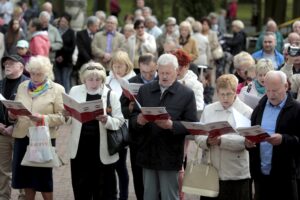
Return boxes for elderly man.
[130,54,198,200]
[95,10,106,31]
[92,15,126,70]
[255,20,284,53]
[252,32,284,70]
[41,1,55,24]
[248,70,300,200]
[292,20,300,36]
[145,16,162,39]
[0,55,28,200]
[39,11,63,63]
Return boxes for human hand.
[154,119,173,129]
[2,125,13,136]
[56,56,63,63]
[207,136,221,146]
[29,114,44,124]
[286,55,300,65]
[137,113,148,126]
[62,109,71,117]
[245,138,256,148]
[265,133,282,146]
[96,115,108,124]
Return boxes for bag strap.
[106,90,112,116]
[190,142,212,175]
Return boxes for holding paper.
[237,126,270,143]
[140,107,171,122]
[62,93,104,123]
[0,94,32,116]
[117,77,143,101]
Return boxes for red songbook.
[140,107,171,122]
[237,125,270,143]
[62,93,104,123]
[0,99,32,116]
[181,121,236,137]
[117,78,143,101]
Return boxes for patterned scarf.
[28,80,49,98]
[254,79,265,95]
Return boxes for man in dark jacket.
[248,70,300,200]
[120,53,157,200]
[130,53,198,200]
[0,55,28,200]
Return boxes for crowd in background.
[0,0,300,200]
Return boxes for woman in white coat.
[66,62,124,200]
[196,74,253,200]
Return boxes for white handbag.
[182,146,219,197]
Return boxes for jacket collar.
[150,80,179,95]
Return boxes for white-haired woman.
[65,62,124,200]
[239,59,274,103]
[10,56,66,200]
[196,74,253,200]
[225,20,247,56]
[178,21,199,62]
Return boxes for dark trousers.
[253,175,298,200]
[116,148,129,200]
[130,144,144,200]
[201,179,250,200]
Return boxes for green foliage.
[180,0,215,20]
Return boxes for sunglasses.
[83,66,104,72]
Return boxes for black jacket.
[75,29,93,70]
[250,93,300,180]
[0,75,29,125]
[56,28,76,67]
[130,80,198,170]
[226,30,246,56]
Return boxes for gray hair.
[264,31,276,42]
[232,20,244,30]
[87,16,100,27]
[265,70,287,85]
[27,56,54,80]
[142,6,152,14]
[107,15,118,26]
[146,16,158,25]
[293,20,300,30]
[39,11,51,22]
[157,54,178,69]
[95,10,106,21]
[192,21,202,33]
[165,17,176,26]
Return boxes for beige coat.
[68,84,124,164]
[281,63,300,101]
[12,80,66,139]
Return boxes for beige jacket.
[12,80,66,139]
[281,63,300,101]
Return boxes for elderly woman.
[178,21,199,62]
[233,51,256,94]
[196,74,253,200]
[10,56,66,200]
[239,59,274,102]
[192,21,210,66]
[67,62,124,199]
[225,20,247,56]
[106,50,135,200]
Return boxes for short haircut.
[179,21,192,34]
[134,19,145,29]
[164,17,176,26]
[157,54,178,69]
[87,16,99,27]
[264,31,276,40]
[138,53,156,65]
[110,51,134,75]
[79,61,106,84]
[256,59,274,74]
[233,51,255,69]
[232,20,244,30]
[265,70,287,85]
[216,74,238,92]
[60,12,72,23]
[200,17,211,28]
[27,56,54,80]
[39,11,51,21]
[192,21,202,33]
[30,18,43,31]
[292,20,300,30]
[107,15,118,26]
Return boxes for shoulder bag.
[106,90,129,155]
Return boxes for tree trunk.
[172,0,180,21]
[264,0,286,24]
[52,0,65,16]
[94,0,107,13]
[293,0,300,18]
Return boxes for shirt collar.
[140,72,157,84]
[266,94,287,108]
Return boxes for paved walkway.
[12,125,200,200]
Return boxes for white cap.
[16,40,29,48]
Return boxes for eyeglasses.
[218,92,235,98]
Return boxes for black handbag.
[106,90,129,155]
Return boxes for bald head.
[266,20,277,33]
[42,2,52,14]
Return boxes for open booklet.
[237,125,270,143]
[181,121,269,143]
[62,93,104,123]
[0,94,32,116]
[240,91,261,109]
[181,121,236,138]
[117,78,143,101]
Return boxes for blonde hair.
[233,51,255,69]
[256,59,274,74]
[232,20,244,30]
[216,74,238,92]
[179,21,192,34]
[109,51,134,75]
[27,56,54,80]
[79,61,106,84]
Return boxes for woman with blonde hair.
[196,74,252,200]
[178,21,199,61]
[66,61,124,199]
[10,56,65,200]
[106,50,135,200]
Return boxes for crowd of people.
[0,0,300,200]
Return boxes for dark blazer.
[130,80,198,170]
[250,93,300,180]
[0,75,29,125]
[55,28,76,67]
[75,29,93,70]
[226,30,246,56]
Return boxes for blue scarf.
[254,79,265,95]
